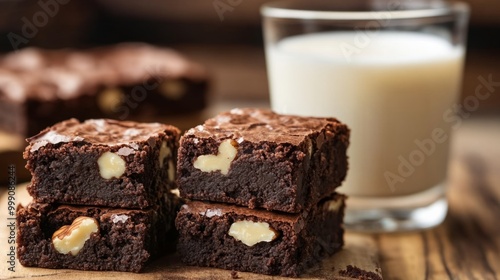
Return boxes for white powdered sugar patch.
[124,128,141,137]
[201,208,222,218]
[0,75,25,102]
[38,131,70,144]
[230,108,244,115]
[117,147,135,156]
[46,70,83,99]
[111,214,129,224]
[30,141,49,152]
[4,48,43,70]
[30,131,84,152]
[128,143,139,150]
[215,115,231,124]
[92,119,106,132]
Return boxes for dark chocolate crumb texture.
[25,118,180,209]
[176,193,346,277]
[16,193,179,273]
[178,108,350,213]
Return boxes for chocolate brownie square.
[16,193,179,273]
[178,108,350,213]
[0,44,208,138]
[175,193,346,277]
[25,118,180,209]
[90,43,209,120]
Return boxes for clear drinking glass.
[261,0,469,232]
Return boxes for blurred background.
[0,0,498,184]
[0,0,498,111]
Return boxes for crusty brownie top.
[0,43,207,103]
[184,108,348,146]
[26,118,179,153]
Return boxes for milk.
[266,31,464,197]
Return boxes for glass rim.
[261,0,469,20]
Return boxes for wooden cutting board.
[0,184,382,280]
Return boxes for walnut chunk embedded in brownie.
[16,193,179,273]
[178,108,350,213]
[24,118,180,209]
[175,193,346,277]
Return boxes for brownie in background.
[0,43,208,184]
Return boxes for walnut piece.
[52,216,99,256]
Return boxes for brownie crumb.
[339,265,382,280]
[230,270,239,279]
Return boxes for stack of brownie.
[16,118,181,272]
[175,108,350,277]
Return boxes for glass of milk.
[262,0,469,232]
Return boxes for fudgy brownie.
[175,193,346,277]
[17,193,179,273]
[0,43,208,137]
[25,118,180,209]
[178,108,350,213]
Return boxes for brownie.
[175,193,346,277]
[178,108,350,213]
[25,118,180,209]
[0,43,208,137]
[16,193,179,273]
